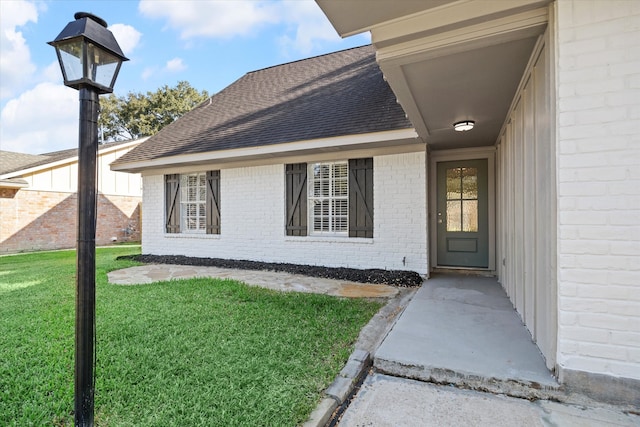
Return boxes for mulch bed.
[117,254,423,287]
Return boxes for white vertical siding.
[21,145,141,197]
[496,32,557,369]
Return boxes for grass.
[0,247,382,426]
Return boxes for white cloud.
[0,82,78,154]
[41,61,63,83]
[139,0,279,39]
[141,66,157,81]
[137,0,354,54]
[109,23,142,56]
[165,58,186,73]
[277,0,343,55]
[0,0,38,100]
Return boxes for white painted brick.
[610,241,640,256]
[559,311,579,327]
[558,340,579,355]
[563,327,611,344]
[141,153,428,274]
[578,313,638,332]
[557,0,640,380]
[606,90,640,108]
[610,361,640,379]
[558,182,607,196]
[578,343,628,362]
[611,332,640,347]
[560,269,609,285]
[558,68,608,87]
[560,297,610,313]
[627,348,640,363]
[608,270,640,286]
[559,123,609,140]
[559,211,608,225]
[578,225,638,241]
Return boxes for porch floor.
[374,274,560,398]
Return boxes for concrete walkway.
[374,274,559,399]
[339,374,639,427]
[338,274,639,426]
[107,264,398,298]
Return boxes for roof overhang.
[0,138,146,180]
[110,129,420,174]
[317,0,551,150]
[0,178,29,190]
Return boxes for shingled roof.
[0,139,140,177]
[112,45,413,167]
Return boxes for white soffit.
[317,0,550,150]
[316,0,454,38]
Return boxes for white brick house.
[113,0,639,405]
[138,152,427,274]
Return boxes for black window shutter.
[285,163,307,236]
[349,158,374,238]
[165,174,181,233]
[206,170,221,234]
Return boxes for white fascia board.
[371,0,549,47]
[0,138,146,180]
[375,7,548,64]
[0,179,29,189]
[111,129,420,173]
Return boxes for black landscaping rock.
[117,254,423,287]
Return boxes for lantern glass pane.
[87,43,120,89]
[56,39,84,82]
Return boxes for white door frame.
[430,146,496,272]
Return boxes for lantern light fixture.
[48,12,128,94]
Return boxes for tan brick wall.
[0,189,141,254]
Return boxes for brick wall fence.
[0,189,141,254]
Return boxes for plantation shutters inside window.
[348,158,374,238]
[285,163,307,236]
[206,170,221,234]
[165,174,181,233]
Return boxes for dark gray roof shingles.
[113,45,412,166]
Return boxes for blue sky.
[0,0,369,154]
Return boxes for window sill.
[164,233,221,239]
[284,235,374,244]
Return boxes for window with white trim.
[181,173,207,233]
[285,158,373,238]
[308,162,348,235]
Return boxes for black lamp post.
[49,12,128,427]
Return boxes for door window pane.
[446,167,479,232]
[462,168,478,199]
[446,168,461,199]
[446,201,461,232]
[462,200,478,232]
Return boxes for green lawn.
[0,247,382,426]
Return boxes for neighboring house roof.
[0,151,50,175]
[0,139,144,178]
[112,45,413,168]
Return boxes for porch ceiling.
[317,0,550,150]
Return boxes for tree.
[98,81,209,142]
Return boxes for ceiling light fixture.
[453,120,475,132]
